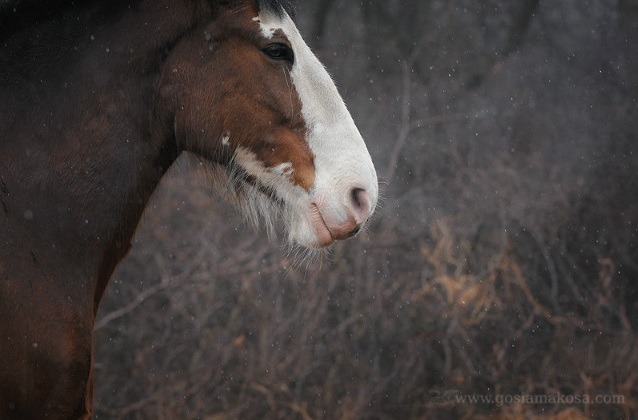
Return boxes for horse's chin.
[289,200,364,249]
[308,203,335,248]
[288,203,334,248]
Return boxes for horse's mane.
[0,0,114,41]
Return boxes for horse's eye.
[263,43,294,64]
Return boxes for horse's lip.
[310,202,334,247]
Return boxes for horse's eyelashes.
[263,43,294,64]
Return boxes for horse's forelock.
[211,0,294,20]
[256,0,294,18]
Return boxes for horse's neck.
[0,0,210,310]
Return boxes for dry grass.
[93,156,637,419]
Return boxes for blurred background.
[94,0,638,418]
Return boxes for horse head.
[155,0,378,249]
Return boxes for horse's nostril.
[350,187,371,221]
[347,224,361,238]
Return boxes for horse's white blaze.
[253,9,378,248]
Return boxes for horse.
[0,0,378,417]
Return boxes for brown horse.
[0,0,378,418]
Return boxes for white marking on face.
[234,149,298,193]
[271,162,294,178]
[221,132,230,146]
[250,9,378,247]
[232,147,313,244]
